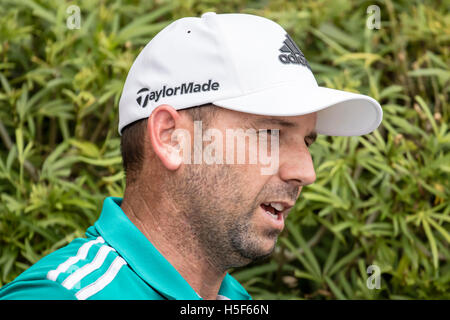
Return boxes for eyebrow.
[253,118,297,128]
[252,118,318,143]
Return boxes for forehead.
[214,107,317,132]
[250,114,316,128]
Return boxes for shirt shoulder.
[0,278,77,300]
[0,233,159,300]
[0,236,94,300]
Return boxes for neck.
[120,184,227,300]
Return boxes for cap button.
[201,12,216,18]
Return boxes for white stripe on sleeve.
[46,237,105,282]
[75,256,127,300]
[62,245,116,290]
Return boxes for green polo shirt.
[0,197,252,300]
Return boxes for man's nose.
[278,146,316,188]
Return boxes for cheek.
[233,165,272,213]
[215,164,264,206]
[234,161,267,186]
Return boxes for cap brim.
[212,82,383,136]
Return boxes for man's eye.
[265,129,278,135]
[256,129,279,137]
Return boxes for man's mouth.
[260,202,290,221]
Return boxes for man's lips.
[260,201,295,220]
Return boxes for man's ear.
[147,104,183,170]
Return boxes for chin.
[250,237,278,262]
[261,238,278,254]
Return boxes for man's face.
[169,108,317,270]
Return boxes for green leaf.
[325,275,347,300]
[77,156,122,167]
[231,261,278,282]
[280,237,321,282]
[415,95,439,136]
[408,68,450,81]
[328,247,364,277]
[324,237,340,275]
[427,218,450,243]
[422,219,438,269]
[69,139,100,158]
[287,222,322,278]
[294,269,317,281]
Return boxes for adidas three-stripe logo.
[46,237,127,300]
[278,33,311,70]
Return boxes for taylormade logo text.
[136,79,220,107]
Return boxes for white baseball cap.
[118,12,382,136]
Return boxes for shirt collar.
[94,197,251,300]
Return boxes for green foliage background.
[0,0,449,299]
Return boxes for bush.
[0,0,448,299]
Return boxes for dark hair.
[120,104,217,185]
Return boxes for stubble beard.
[169,162,280,272]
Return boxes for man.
[0,12,382,300]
